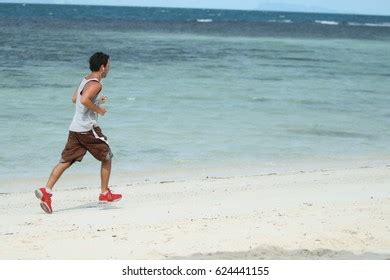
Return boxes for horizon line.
[1,2,390,17]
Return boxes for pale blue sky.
[2,0,390,15]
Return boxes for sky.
[2,0,390,16]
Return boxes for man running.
[35,52,122,214]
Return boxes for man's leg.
[35,161,72,214]
[99,159,121,202]
[46,161,72,190]
[101,159,111,193]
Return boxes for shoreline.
[0,162,389,259]
[1,155,390,194]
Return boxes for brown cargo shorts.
[60,127,113,164]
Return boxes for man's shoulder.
[85,80,102,89]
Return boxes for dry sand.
[0,164,389,259]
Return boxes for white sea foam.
[348,22,390,27]
[315,20,339,25]
[196,19,213,23]
[268,19,292,23]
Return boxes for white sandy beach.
[0,163,389,260]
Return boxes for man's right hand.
[98,107,107,116]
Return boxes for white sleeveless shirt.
[69,78,102,132]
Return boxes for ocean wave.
[254,76,284,81]
[278,57,338,63]
[314,20,339,25]
[196,19,213,23]
[290,99,332,106]
[288,127,374,139]
[347,22,390,28]
[250,97,272,102]
[268,19,292,23]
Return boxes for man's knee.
[58,159,75,168]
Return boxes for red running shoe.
[35,188,53,214]
[99,188,122,203]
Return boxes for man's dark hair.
[89,52,110,71]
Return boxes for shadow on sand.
[55,202,121,213]
[169,245,390,260]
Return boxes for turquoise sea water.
[1,4,390,184]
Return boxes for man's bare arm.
[71,89,77,103]
[80,82,107,115]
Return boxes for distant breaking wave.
[268,19,292,23]
[347,22,390,27]
[196,19,213,23]
[314,20,390,28]
[315,20,339,25]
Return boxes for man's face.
[102,60,110,78]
